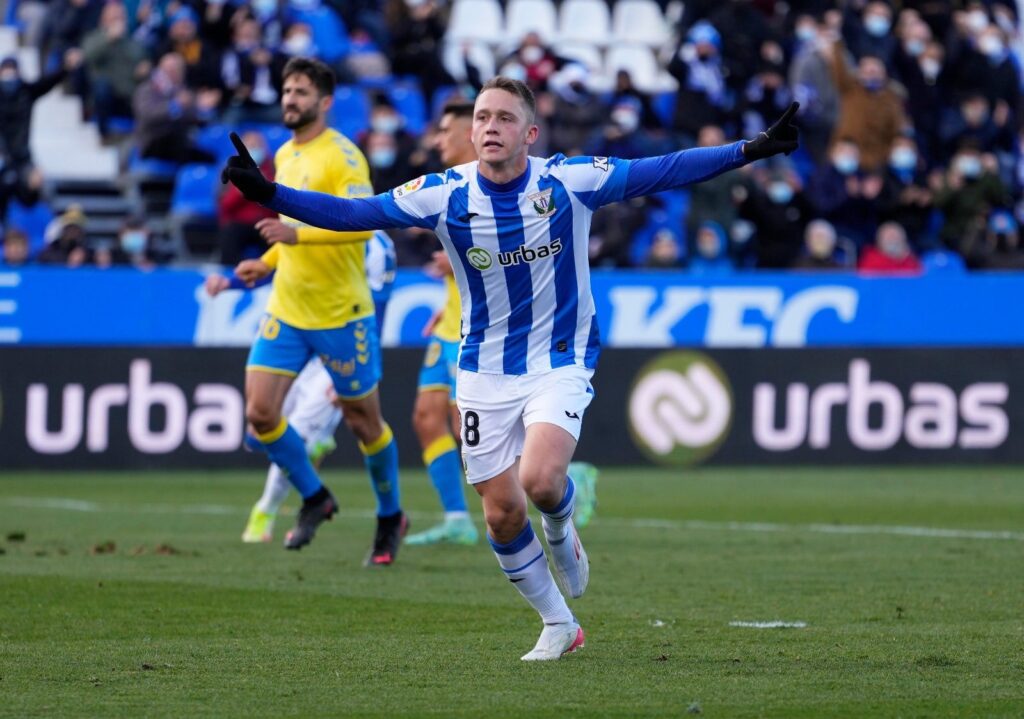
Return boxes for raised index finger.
[229,131,256,165]
[779,102,800,125]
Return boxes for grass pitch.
[1,466,1023,718]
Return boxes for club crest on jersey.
[528,188,557,217]
[394,176,426,198]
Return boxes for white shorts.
[284,359,343,449]
[456,365,595,484]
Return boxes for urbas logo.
[628,350,733,466]
[498,239,563,268]
[465,240,564,271]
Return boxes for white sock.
[490,522,572,625]
[256,464,291,514]
[540,476,575,543]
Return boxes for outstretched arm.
[600,103,800,204]
[221,132,425,232]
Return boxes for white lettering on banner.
[26,384,84,453]
[24,360,243,454]
[752,360,1009,451]
[381,283,446,347]
[607,286,859,347]
[193,282,272,346]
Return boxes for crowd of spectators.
[3,0,1024,273]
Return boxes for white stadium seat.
[557,42,603,75]
[558,0,611,46]
[605,44,676,93]
[505,0,559,45]
[611,0,672,48]
[443,40,497,84]
[446,0,504,46]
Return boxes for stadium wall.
[1,347,1020,469]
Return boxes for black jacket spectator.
[0,54,78,168]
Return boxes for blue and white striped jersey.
[268,142,748,376]
[384,155,630,375]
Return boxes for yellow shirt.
[260,128,375,329]
[433,274,462,342]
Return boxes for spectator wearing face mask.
[585,98,659,160]
[788,13,841,166]
[220,17,287,125]
[792,219,844,270]
[807,138,884,247]
[858,221,922,274]
[842,1,897,70]
[501,33,562,93]
[878,135,934,248]
[96,216,165,269]
[217,130,276,265]
[668,21,734,142]
[932,143,1011,250]
[948,21,1021,120]
[610,70,662,132]
[688,221,735,275]
[893,21,947,165]
[825,38,909,173]
[964,209,1024,270]
[740,167,813,269]
[363,130,413,194]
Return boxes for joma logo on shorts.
[497,239,563,268]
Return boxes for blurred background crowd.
[2,0,1024,274]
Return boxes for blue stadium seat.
[127,147,180,178]
[921,250,966,274]
[170,164,218,218]
[430,85,461,120]
[260,125,291,154]
[195,124,233,162]
[298,6,350,63]
[5,198,54,258]
[331,85,370,140]
[388,83,428,134]
[652,92,674,128]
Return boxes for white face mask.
[920,58,941,80]
[283,33,312,55]
[967,10,989,34]
[611,108,639,133]
[978,36,1004,58]
[520,46,544,64]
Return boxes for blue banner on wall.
[2,266,1022,347]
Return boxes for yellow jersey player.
[231,57,407,563]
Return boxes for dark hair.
[479,76,536,121]
[282,57,336,98]
[441,100,474,119]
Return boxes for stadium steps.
[0,26,18,57]
[30,82,119,180]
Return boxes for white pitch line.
[729,621,807,629]
[3,497,1023,542]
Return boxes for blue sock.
[361,423,401,517]
[243,432,266,454]
[258,419,322,499]
[423,435,467,513]
[539,477,575,542]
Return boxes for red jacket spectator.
[858,222,922,274]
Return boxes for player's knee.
[245,401,278,434]
[520,467,567,510]
[483,500,527,541]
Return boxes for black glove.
[221,131,276,204]
[743,102,800,161]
